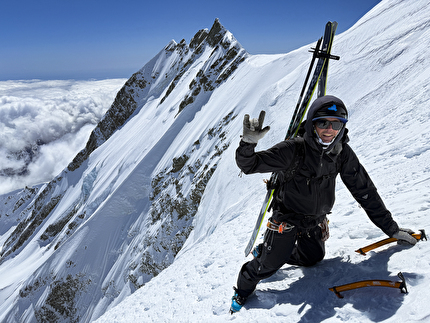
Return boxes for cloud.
[0,79,126,195]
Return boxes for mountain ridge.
[68,18,247,171]
[0,18,249,322]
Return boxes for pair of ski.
[244,21,339,257]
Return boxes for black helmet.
[304,95,349,150]
[311,96,348,123]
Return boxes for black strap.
[268,137,306,211]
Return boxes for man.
[231,95,417,313]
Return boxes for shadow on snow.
[245,244,422,322]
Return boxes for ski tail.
[317,21,338,98]
[285,37,322,139]
[286,21,339,140]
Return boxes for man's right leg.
[287,225,325,267]
[236,227,298,298]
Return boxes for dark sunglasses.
[314,119,344,130]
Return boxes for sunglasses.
[314,119,344,130]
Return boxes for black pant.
[236,225,325,298]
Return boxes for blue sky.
[1,0,381,81]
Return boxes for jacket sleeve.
[235,140,295,174]
[339,144,399,237]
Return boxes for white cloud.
[0,79,126,195]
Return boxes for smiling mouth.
[320,132,336,142]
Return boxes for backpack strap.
[281,137,305,183]
[268,137,306,211]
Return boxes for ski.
[287,21,339,140]
[329,272,408,298]
[284,36,323,140]
[355,229,427,255]
[318,22,338,98]
[244,21,339,257]
[243,188,275,257]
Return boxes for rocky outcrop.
[68,18,247,171]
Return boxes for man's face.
[314,118,341,143]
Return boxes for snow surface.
[1,0,430,322]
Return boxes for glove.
[392,228,417,246]
[242,110,270,144]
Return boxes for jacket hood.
[304,95,349,153]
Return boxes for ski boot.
[251,243,262,258]
[230,287,247,314]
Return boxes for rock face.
[0,19,247,322]
[68,18,247,171]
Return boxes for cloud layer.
[0,79,126,194]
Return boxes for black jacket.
[236,130,399,237]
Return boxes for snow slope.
[95,1,430,322]
[1,0,430,322]
[0,19,249,323]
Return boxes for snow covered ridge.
[0,18,248,322]
[68,18,247,172]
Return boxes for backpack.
[267,136,306,211]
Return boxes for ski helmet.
[304,95,349,150]
[311,95,348,123]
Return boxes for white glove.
[392,228,417,246]
[242,110,270,144]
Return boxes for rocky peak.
[206,18,227,47]
[67,19,246,172]
[190,29,209,49]
[189,18,232,50]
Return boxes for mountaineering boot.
[230,287,247,314]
